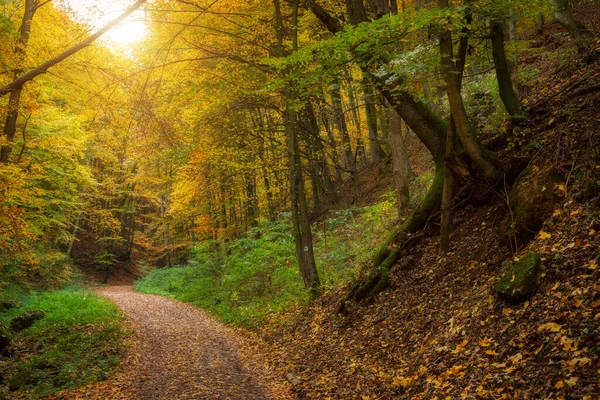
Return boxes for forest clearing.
[1,0,599,398]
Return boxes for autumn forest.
[1,0,599,398]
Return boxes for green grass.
[0,287,127,398]
[134,197,397,327]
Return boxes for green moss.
[494,253,541,304]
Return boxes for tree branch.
[0,0,147,97]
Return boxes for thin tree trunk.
[330,81,361,197]
[67,211,83,258]
[490,21,527,119]
[440,117,456,253]
[364,81,386,162]
[508,9,517,41]
[537,14,545,34]
[549,0,594,51]
[275,0,320,294]
[322,115,344,187]
[389,107,412,214]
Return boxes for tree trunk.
[275,0,320,294]
[490,21,527,119]
[345,0,368,25]
[322,115,344,187]
[364,81,386,162]
[440,117,456,253]
[330,81,361,197]
[549,0,594,51]
[438,0,500,180]
[306,101,338,205]
[508,9,517,41]
[258,136,277,220]
[389,108,412,214]
[368,0,389,17]
[244,171,258,228]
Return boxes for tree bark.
[389,107,412,213]
[345,0,368,25]
[490,21,527,119]
[440,117,456,253]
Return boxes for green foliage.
[135,220,305,326]
[135,200,396,326]
[0,287,127,398]
[313,200,396,287]
[463,72,508,134]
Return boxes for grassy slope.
[0,288,127,398]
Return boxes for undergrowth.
[0,287,127,398]
[134,197,396,326]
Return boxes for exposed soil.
[52,287,292,400]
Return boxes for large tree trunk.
[490,21,527,119]
[344,0,368,24]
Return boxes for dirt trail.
[55,286,292,400]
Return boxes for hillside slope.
[251,20,600,400]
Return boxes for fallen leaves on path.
[51,286,292,400]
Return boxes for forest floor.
[50,287,292,400]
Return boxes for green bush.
[0,287,127,398]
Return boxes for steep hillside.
[251,20,600,400]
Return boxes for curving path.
[54,286,291,400]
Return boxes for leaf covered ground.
[246,29,600,400]
[50,287,292,400]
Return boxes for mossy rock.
[10,310,45,332]
[495,253,541,304]
[498,166,563,247]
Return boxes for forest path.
[55,286,292,400]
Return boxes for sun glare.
[62,0,147,46]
